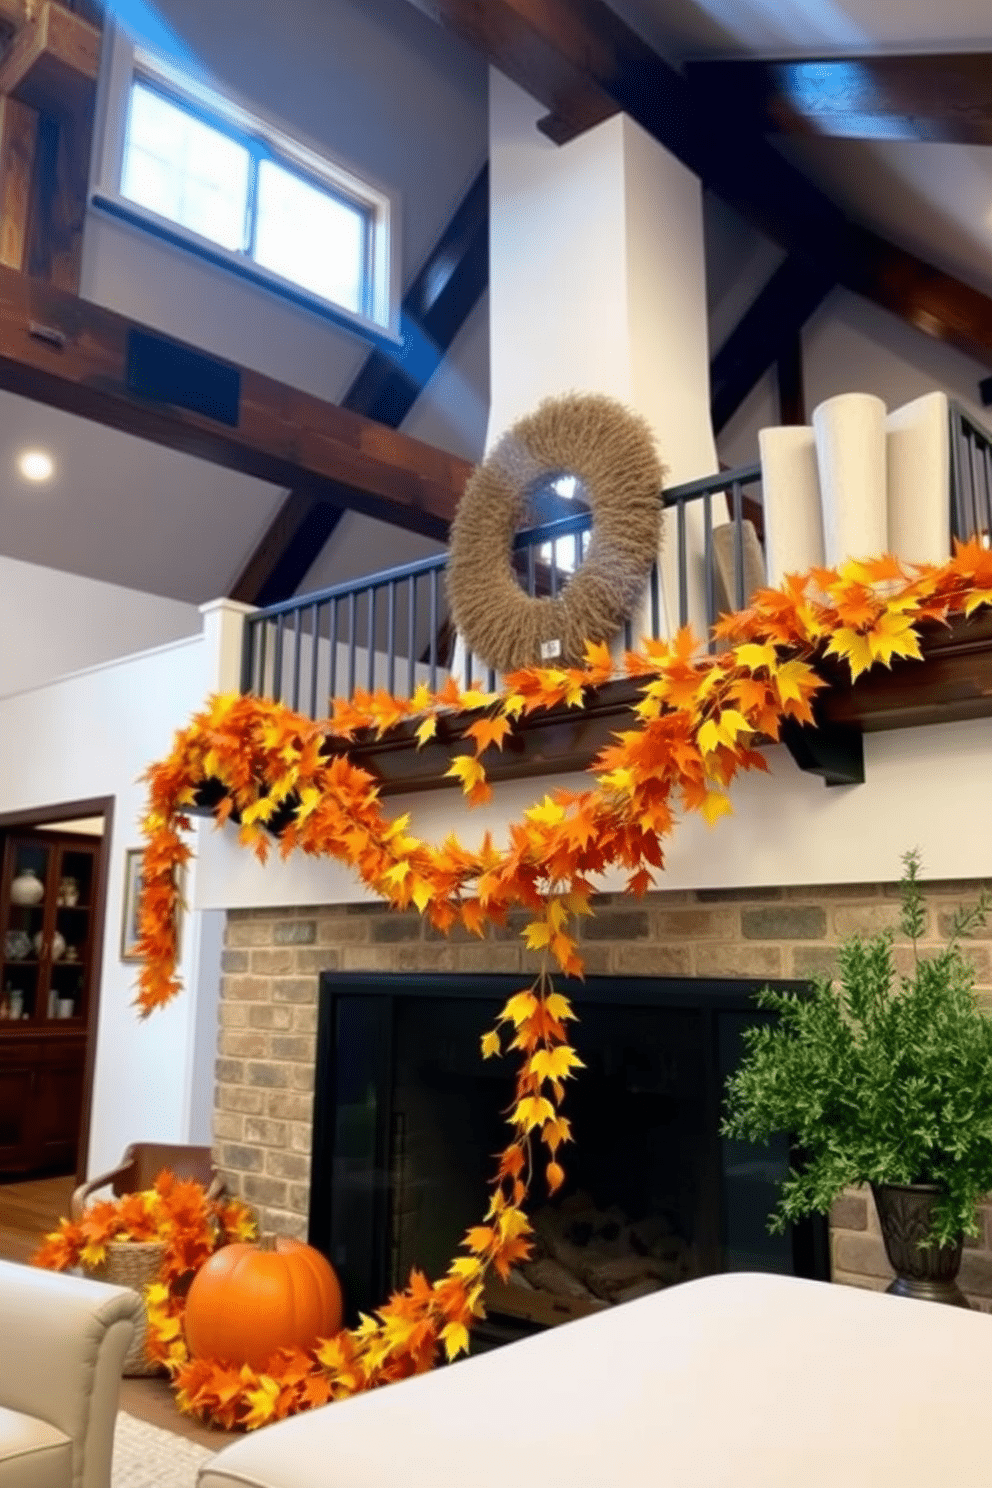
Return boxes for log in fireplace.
[309,973,829,1348]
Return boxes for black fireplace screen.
[309,973,828,1341]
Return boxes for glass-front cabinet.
[1,834,97,1026]
[0,830,100,1174]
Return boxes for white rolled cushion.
[197,1272,992,1488]
[0,1260,141,1488]
[758,425,824,585]
[886,391,951,565]
[813,392,888,566]
[0,1407,71,1488]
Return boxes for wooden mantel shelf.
[819,611,992,734]
[190,617,992,824]
[313,614,992,796]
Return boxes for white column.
[198,597,256,692]
[486,72,720,644]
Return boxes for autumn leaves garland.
[131,543,992,1428]
[156,971,581,1429]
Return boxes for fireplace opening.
[309,973,828,1348]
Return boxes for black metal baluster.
[329,597,339,704]
[950,411,967,542]
[291,607,303,714]
[733,480,745,609]
[273,614,285,703]
[386,582,396,697]
[429,569,439,691]
[367,588,377,693]
[407,577,416,697]
[678,500,688,629]
[309,603,320,720]
[347,592,357,699]
[704,491,715,649]
[240,617,255,694]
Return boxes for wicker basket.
[86,1240,167,1377]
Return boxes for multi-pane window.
[118,73,379,323]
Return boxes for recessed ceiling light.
[17,449,54,482]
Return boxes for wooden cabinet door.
[0,1042,40,1171]
[33,1041,85,1172]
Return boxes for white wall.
[717,289,992,471]
[194,714,992,912]
[0,553,200,695]
[0,629,216,1176]
[83,0,488,405]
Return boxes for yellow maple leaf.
[866,611,923,668]
[734,641,779,672]
[410,877,433,913]
[501,991,538,1026]
[242,1376,281,1431]
[440,1322,470,1361]
[525,796,566,826]
[415,715,438,748]
[445,755,488,795]
[544,993,576,1022]
[523,920,552,950]
[530,1046,585,1082]
[512,1095,556,1131]
[480,1030,501,1059]
[775,657,821,702]
[825,627,875,680]
[700,790,733,826]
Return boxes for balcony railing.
[240,400,992,721]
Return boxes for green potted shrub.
[722,851,992,1307]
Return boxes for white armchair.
[0,1259,142,1488]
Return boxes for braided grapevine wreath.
[446,393,664,672]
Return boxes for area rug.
[112,1411,215,1488]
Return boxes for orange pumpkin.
[184,1235,342,1371]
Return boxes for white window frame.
[91,25,402,343]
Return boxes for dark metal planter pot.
[871,1182,970,1308]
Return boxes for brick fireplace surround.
[212,879,992,1311]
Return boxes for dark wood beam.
[0,96,36,271]
[1,1,101,293]
[0,2,99,114]
[405,0,992,371]
[232,167,490,605]
[711,256,832,434]
[776,330,807,426]
[690,54,992,146]
[344,164,488,427]
[0,265,472,539]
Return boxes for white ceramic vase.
[10,869,44,907]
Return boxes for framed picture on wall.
[120,848,184,962]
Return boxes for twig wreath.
[131,541,992,1428]
[446,393,664,671]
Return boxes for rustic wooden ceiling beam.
[689,54,992,146]
[0,265,472,539]
[232,167,490,605]
[0,1,99,116]
[404,0,992,370]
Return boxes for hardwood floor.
[0,1173,235,1451]
[0,1172,74,1262]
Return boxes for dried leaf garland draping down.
[132,544,992,1429]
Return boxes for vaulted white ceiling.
[4,0,992,609]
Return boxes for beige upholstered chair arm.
[69,1163,133,1221]
[0,1261,142,1488]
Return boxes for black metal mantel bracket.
[780,716,865,788]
